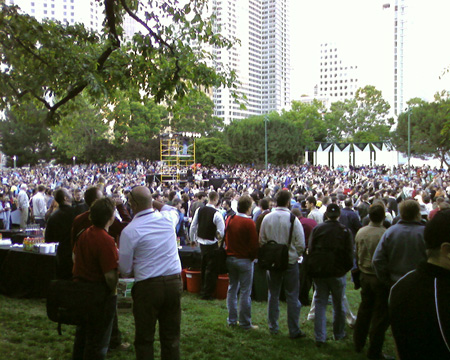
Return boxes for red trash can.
[214,274,229,300]
[185,270,202,293]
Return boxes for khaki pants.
[20,208,29,229]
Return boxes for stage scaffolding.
[159,132,200,183]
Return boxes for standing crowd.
[2,161,450,360]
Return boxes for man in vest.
[190,191,225,300]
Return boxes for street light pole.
[73,156,76,167]
[13,156,16,169]
[264,115,268,170]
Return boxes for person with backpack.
[308,203,354,347]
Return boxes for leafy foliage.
[0,103,52,166]
[282,99,328,147]
[105,93,166,160]
[325,85,394,142]
[225,113,303,164]
[195,137,234,166]
[51,95,111,163]
[0,1,238,124]
[392,94,450,167]
[166,90,224,136]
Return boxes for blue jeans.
[313,275,346,342]
[226,257,254,328]
[267,263,301,337]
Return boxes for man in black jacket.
[389,209,450,360]
[339,198,362,239]
[308,203,354,347]
[190,191,225,300]
[45,188,76,280]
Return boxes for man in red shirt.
[225,195,259,329]
[72,197,118,360]
[71,186,131,351]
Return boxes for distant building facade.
[211,0,291,124]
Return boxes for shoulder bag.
[46,279,109,335]
[258,213,295,271]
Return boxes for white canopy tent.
[307,142,400,167]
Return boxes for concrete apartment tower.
[317,42,359,104]
[211,0,291,124]
[8,0,103,31]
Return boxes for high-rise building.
[392,0,406,116]
[9,0,139,38]
[317,42,359,103]
[381,1,408,117]
[8,0,103,32]
[211,0,290,124]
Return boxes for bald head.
[129,186,152,212]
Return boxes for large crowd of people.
[3,161,450,359]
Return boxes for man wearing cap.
[389,208,450,360]
[308,203,354,347]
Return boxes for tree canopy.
[392,93,450,167]
[0,1,237,124]
[0,103,52,166]
[325,85,394,142]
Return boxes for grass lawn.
[0,279,396,360]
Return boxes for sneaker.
[368,354,395,360]
[290,330,307,339]
[334,334,347,341]
[307,314,315,321]
[243,325,259,330]
[109,342,130,352]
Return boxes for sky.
[289,0,450,109]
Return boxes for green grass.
[0,281,396,360]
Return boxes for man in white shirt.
[32,185,47,228]
[119,186,182,360]
[306,196,324,224]
[18,184,29,229]
[190,191,225,300]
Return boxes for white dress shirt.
[119,205,181,282]
[18,190,29,210]
[189,204,225,245]
[32,192,47,219]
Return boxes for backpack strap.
[287,213,295,247]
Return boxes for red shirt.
[428,207,439,220]
[225,214,259,260]
[71,203,131,248]
[299,217,318,248]
[73,226,118,283]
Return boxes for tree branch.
[119,0,174,54]
[0,34,52,67]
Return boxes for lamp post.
[264,115,269,170]
[73,156,76,167]
[13,156,16,169]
